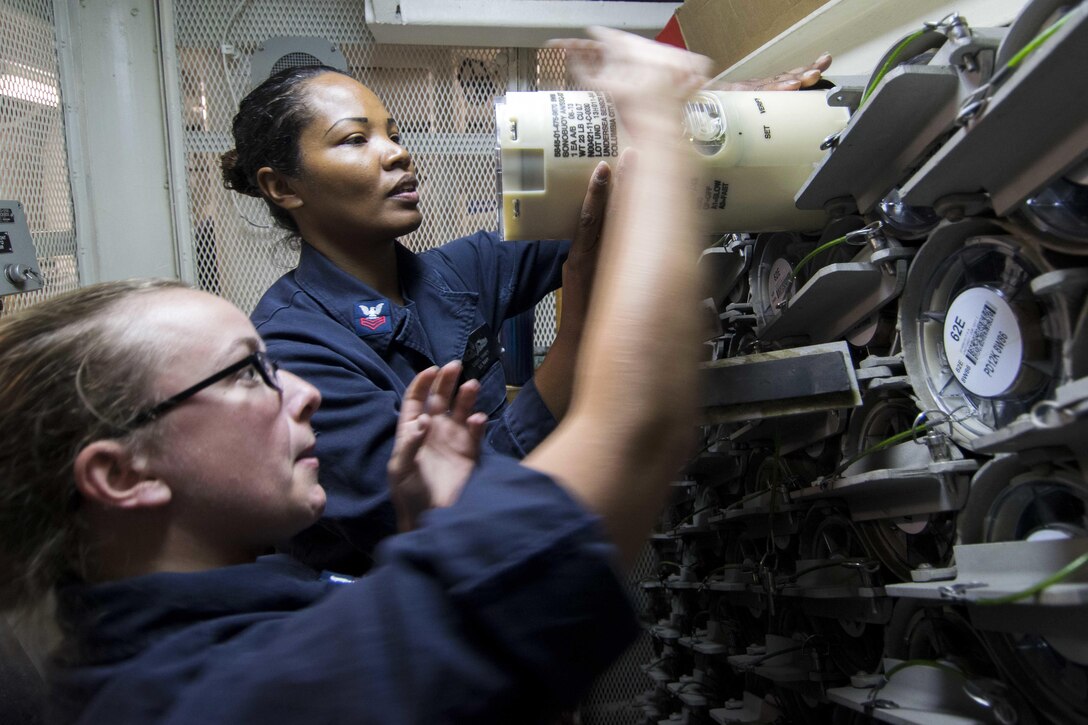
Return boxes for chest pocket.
[460,322,507,417]
[474,358,509,418]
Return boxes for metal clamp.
[846,220,885,245]
[866,698,900,711]
[955,85,993,127]
[938,581,989,600]
[925,12,970,39]
[910,407,968,445]
[1029,398,1082,429]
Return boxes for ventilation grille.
[270,51,322,75]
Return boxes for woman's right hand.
[555,160,611,345]
[549,27,712,140]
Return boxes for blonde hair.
[0,278,187,610]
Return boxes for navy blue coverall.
[48,456,638,724]
[252,232,570,574]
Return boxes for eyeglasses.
[126,350,282,429]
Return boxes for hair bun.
[220,149,261,197]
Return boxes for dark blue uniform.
[49,457,637,724]
[252,233,569,574]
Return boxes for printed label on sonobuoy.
[943,287,1022,397]
[548,92,620,159]
[769,258,795,309]
[701,180,729,211]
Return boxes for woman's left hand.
[706,52,832,91]
[557,159,613,340]
[527,157,616,422]
[388,361,487,531]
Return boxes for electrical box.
[0,201,43,297]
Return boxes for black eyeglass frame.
[126,350,282,429]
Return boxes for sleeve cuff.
[486,376,558,458]
[377,455,638,707]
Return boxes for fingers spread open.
[400,365,438,424]
[427,360,462,415]
[467,412,488,446]
[450,379,481,424]
[388,414,430,479]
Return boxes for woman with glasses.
[1,29,710,722]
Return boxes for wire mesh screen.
[581,544,659,725]
[171,0,559,349]
[0,0,78,317]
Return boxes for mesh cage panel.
[171,0,565,349]
[580,544,658,725]
[0,0,78,316]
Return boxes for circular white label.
[942,287,1023,397]
[769,257,795,309]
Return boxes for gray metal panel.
[796,67,959,214]
[887,538,1088,607]
[758,263,884,341]
[700,341,861,423]
[793,456,976,520]
[901,4,1088,214]
[247,36,348,90]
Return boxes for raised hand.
[388,361,487,531]
[549,26,712,141]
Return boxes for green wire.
[860,29,928,105]
[833,422,929,477]
[973,550,1088,606]
[1006,12,1072,70]
[859,424,928,456]
[790,235,848,280]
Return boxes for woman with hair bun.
[222,62,611,574]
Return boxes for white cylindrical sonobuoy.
[495,90,850,240]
